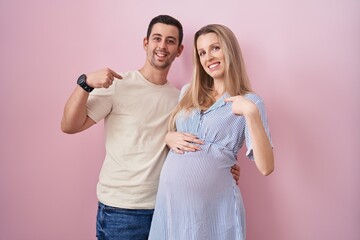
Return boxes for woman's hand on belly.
[165,131,204,154]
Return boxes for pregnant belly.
[159,149,235,199]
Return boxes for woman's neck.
[212,80,224,100]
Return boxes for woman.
[149,24,274,240]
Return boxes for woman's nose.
[206,52,214,61]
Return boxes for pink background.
[1,0,359,239]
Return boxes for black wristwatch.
[77,74,94,92]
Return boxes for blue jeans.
[96,202,154,240]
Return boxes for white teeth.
[209,63,219,69]
[156,52,167,57]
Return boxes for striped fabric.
[148,92,272,240]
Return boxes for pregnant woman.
[149,24,274,240]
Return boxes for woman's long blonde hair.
[168,24,252,131]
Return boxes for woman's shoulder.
[244,92,264,104]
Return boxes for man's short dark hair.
[146,15,183,46]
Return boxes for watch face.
[77,74,93,92]
[77,74,86,84]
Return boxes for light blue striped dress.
[148,91,272,240]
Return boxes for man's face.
[144,23,184,70]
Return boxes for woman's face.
[196,32,225,81]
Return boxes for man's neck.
[138,66,169,85]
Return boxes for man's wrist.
[77,74,94,92]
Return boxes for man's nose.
[158,40,167,49]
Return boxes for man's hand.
[165,132,204,154]
[231,164,240,185]
[86,68,123,89]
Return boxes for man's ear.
[176,44,184,57]
[143,37,148,49]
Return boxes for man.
[61,15,239,240]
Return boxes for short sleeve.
[245,95,273,160]
[87,85,115,123]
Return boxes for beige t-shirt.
[87,71,180,209]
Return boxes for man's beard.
[150,51,172,69]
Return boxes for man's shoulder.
[118,70,137,80]
[112,70,144,87]
[166,82,181,92]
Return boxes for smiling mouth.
[208,62,220,69]
[155,51,168,58]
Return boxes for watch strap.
[77,74,94,92]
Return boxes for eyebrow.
[197,42,220,51]
[151,33,177,42]
[151,33,162,38]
